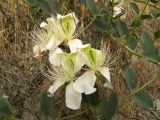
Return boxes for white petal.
[96,50,105,67]
[68,39,83,53]
[103,82,113,89]
[73,71,97,95]
[113,7,122,17]
[48,80,66,96]
[40,22,48,28]
[33,43,47,57]
[47,37,62,50]
[49,48,63,66]
[57,13,78,24]
[65,83,82,110]
[97,67,113,89]
[46,38,55,50]
[33,45,40,57]
[120,13,127,20]
[74,53,86,73]
[97,67,111,82]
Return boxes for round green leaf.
[0,99,12,116]
[115,21,129,37]
[130,2,139,14]
[127,35,137,50]
[155,30,160,39]
[132,18,141,27]
[142,54,160,63]
[141,32,159,55]
[94,19,110,32]
[82,90,99,105]
[100,93,118,120]
[124,67,138,89]
[85,0,98,15]
[150,0,159,3]
[40,91,54,116]
[141,15,152,20]
[25,0,38,6]
[47,0,60,16]
[38,0,52,15]
[134,92,153,108]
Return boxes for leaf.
[82,90,99,105]
[141,32,153,42]
[150,0,159,3]
[94,18,110,32]
[85,0,98,15]
[155,30,160,39]
[127,35,137,50]
[40,91,54,116]
[124,67,138,89]
[0,91,4,98]
[132,18,141,27]
[100,93,118,120]
[141,15,152,20]
[142,54,160,63]
[115,21,129,37]
[0,99,12,116]
[47,0,60,15]
[38,0,52,15]
[25,0,38,6]
[141,32,159,54]
[134,92,153,108]
[156,13,160,18]
[30,8,42,21]
[130,2,139,14]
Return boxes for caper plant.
[31,0,160,119]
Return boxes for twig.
[77,7,104,36]
[132,0,160,9]
[120,74,160,103]
[54,110,87,120]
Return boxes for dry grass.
[0,0,160,120]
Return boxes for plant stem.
[54,110,87,120]
[132,0,160,9]
[110,35,160,66]
[141,0,150,15]
[120,74,160,103]
[78,7,104,36]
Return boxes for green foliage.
[115,21,129,37]
[0,91,12,117]
[134,92,153,108]
[40,91,54,116]
[130,2,139,14]
[124,67,138,89]
[150,0,159,3]
[141,32,158,53]
[155,30,160,39]
[25,0,60,22]
[94,18,110,32]
[141,15,152,20]
[83,90,99,105]
[100,93,118,120]
[25,0,160,119]
[132,18,141,27]
[127,35,137,50]
[85,0,98,15]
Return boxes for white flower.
[49,48,63,66]
[73,45,113,95]
[32,12,82,58]
[47,52,85,110]
[32,28,59,57]
[46,12,79,42]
